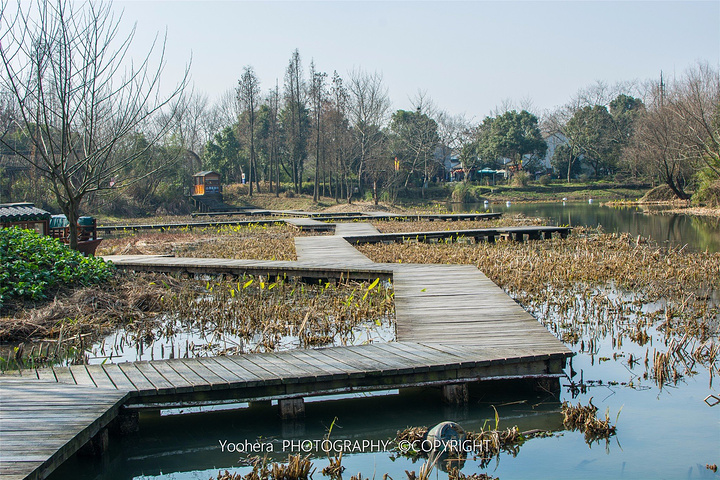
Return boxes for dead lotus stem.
[561,398,617,444]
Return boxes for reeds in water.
[561,398,617,444]
[358,228,720,388]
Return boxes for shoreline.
[604,200,720,218]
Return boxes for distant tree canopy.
[204,126,245,183]
[471,110,547,172]
[389,108,440,188]
[3,11,717,218]
[546,92,645,182]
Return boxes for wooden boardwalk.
[341,225,570,245]
[0,379,129,480]
[97,211,503,233]
[1,220,572,480]
[103,254,392,281]
[5,341,565,404]
[294,236,375,265]
[392,264,563,347]
[334,222,381,237]
[283,217,335,232]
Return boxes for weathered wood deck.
[342,225,570,245]
[7,342,566,405]
[0,379,129,480]
[334,222,382,237]
[97,211,504,233]
[102,254,393,281]
[0,220,572,480]
[283,217,335,232]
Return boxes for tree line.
[1,0,718,250]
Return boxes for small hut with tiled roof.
[0,203,51,235]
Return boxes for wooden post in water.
[79,428,109,457]
[279,397,305,419]
[441,383,469,405]
[110,410,139,435]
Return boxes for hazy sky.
[116,1,720,119]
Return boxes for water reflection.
[51,384,564,479]
[453,202,720,252]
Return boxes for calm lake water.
[49,203,720,480]
[454,201,720,253]
[51,308,720,480]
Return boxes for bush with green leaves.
[0,227,113,308]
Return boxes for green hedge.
[0,227,113,308]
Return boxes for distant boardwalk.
[97,211,503,234]
[0,219,571,480]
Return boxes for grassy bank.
[446,181,651,204]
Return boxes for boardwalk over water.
[1,216,572,480]
[97,211,502,234]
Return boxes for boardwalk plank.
[180,359,229,389]
[277,350,340,381]
[134,362,176,394]
[164,360,214,391]
[223,355,281,384]
[305,349,366,378]
[148,361,195,394]
[102,363,138,391]
[306,347,382,376]
[51,366,76,385]
[346,345,417,374]
[85,365,117,389]
[35,368,56,382]
[193,357,250,387]
[68,365,96,387]
[243,353,314,384]
[118,363,156,393]
[209,356,265,387]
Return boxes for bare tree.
[0,0,188,249]
[178,93,210,172]
[284,49,307,193]
[347,69,390,201]
[436,111,472,181]
[668,62,720,177]
[329,71,353,202]
[308,60,327,202]
[267,81,281,197]
[238,65,261,196]
[207,88,241,136]
[632,82,694,199]
[167,91,212,194]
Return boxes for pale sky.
[115,0,720,119]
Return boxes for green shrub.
[0,227,114,308]
[693,166,720,206]
[451,182,470,203]
[538,174,552,186]
[511,171,530,187]
[693,179,720,206]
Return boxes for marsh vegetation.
[358,228,720,389]
[0,271,394,369]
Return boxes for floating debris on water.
[561,398,618,444]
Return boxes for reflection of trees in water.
[463,202,720,252]
[690,216,720,251]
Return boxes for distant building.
[0,202,50,235]
[540,132,567,170]
[192,171,222,196]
